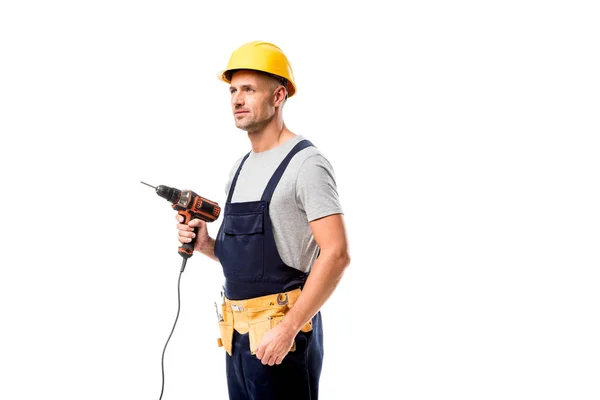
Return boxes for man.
[176,40,350,400]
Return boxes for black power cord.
[159,258,187,400]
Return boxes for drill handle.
[178,210,196,259]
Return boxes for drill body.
[152,184,221,259]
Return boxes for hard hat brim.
[216,69,296,97]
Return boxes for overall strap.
[261,139,314,202]
[226,152,251,204]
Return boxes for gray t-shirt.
[224,135,343,273]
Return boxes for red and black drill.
[141,181,220,271]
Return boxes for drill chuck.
[155,185,182,204]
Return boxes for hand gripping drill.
[141,181,221,271]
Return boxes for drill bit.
[141,181,156,189]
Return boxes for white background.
[1,1,599,399]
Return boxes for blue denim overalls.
[214,139,324,400]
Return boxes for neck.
[247,117,295,153]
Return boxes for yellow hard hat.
[218,41,297,97]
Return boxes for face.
[229,70,283,132]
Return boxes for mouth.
[234,110,249,116]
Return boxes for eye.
[230,88,236,94]
[245,87,254,92]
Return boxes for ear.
[273,85,287,107]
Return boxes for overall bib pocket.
[220,201,266,281]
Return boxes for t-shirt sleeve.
[296,154,344,222]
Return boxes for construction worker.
[176,41,350,400]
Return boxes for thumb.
[188,218,204,227]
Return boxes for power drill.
[141,181,220,271]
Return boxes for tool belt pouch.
[248,309,313,355]
[217,306,234,356]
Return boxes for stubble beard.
[234,116,256,131]
[234,113,272,133]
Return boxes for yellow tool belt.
[216,288,313,356]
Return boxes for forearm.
[281,249,350,333]
[197,236,219,262]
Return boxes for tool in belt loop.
[214,302,223,322]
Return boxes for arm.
[279,213,350,332]
[255,213,350,365]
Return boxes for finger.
[177,223,193,231]
[258,349,272,365]
[176,214,183,223]
[275,355,284,365]
[179,236,194,244]
[178,232,194,243]
[255,346,265,361]
[179,231,195,239]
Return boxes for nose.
[232,91,244,107]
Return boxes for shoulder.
[292,137,335,170]
[283,137,338,188]
[293,142,340,197]
[295,146,337,182]
[293,144,343,220]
